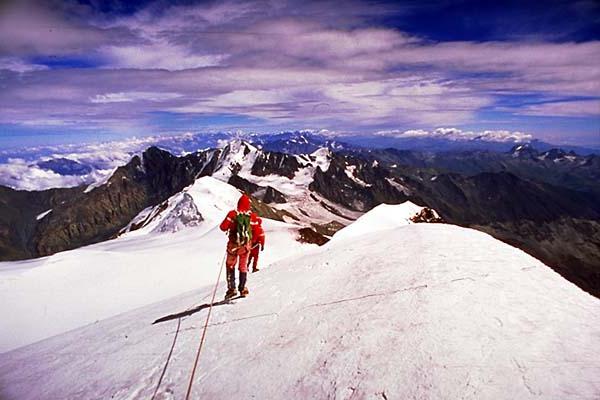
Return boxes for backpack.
[235,212,253,245]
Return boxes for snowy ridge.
[1,221,598,399]
[121,177,238,237]
[152,193,203,233]
[331,201,427,242]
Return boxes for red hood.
[237,194,251,212]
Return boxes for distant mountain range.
[0,134,599,298]
[246,130,600,155]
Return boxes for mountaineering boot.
[252,267,259,273]
[225,287,237,299]
[225,268,237,299]
[238,272,248,297]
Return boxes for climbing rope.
[184,252,228,400]
[150,317,181,400]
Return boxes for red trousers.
[248,245,260,271]
[226,241,250,273]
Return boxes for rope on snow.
[185,252,228,400]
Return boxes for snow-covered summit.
[151,192,203,234]
[212,139,259,181]
[331,201,433,242]
[120,176,240,237]
[309,146,332,172]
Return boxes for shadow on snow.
[152,296,242,325]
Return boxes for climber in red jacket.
[248,217,265,273]
[219,193,261,299]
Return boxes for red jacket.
[220,194,264,246]
[253,220,265,247]
[219,210,261,240]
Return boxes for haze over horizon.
[0,0,599,148]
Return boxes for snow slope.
[331,201,426,242]
[1,211,598,399]
[0,177,315,352]
[120,176,240,237]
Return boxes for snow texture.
[1,203,599,399]
[331,201,424,242]
[151,193,203,233]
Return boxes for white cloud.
[90,92,182,103]
[0,158,111,191]
[375,127,533,143]
[102,43,225,71]
[0,0,598,137]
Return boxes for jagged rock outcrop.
[251,152,301,179]
[309,154,412,211]
[297,227,329,246]
[410,207,444,223]
[249,196,298,222]
[228,175,260,195]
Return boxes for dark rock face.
[228,175,260,195]
[263,186,286,204]
[0,185,79,260]
[249,196,298,222]
[364,146,600,196]
[419,172,599,224]
[309,154,411,211]
[227,175,286,204]
[251,152,300,179]
[410,208,444,223]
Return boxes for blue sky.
[0,0,598,148]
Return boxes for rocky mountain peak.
[509,143,539,159]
